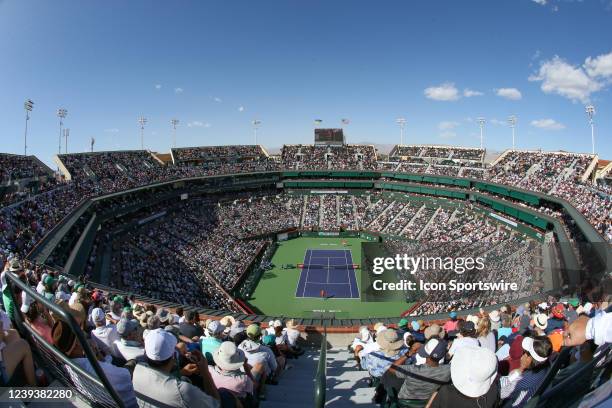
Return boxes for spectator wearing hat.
[429,346,499,408]
[209,341,255,399]
[229,320,247,345]
[351,326,377,368]
[201,320,225,365]
[407,320,425,343]
[532,313,548,335]
[239,324,280,381]
[387,338,451,403]
[424,324,446,341]
[21,291,53,344]
[500,336,553,407]
[284,319,301,350]
[132,328,220,407]
[489,310,502,331]
[361,329,407,379]
[443,312,460,333]
[179,310,204,340]
[448,321,479,358]
[545,304,566,334]
[52,319,137,407]
[114,318,145,362]
[90,307,120,358]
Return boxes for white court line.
[301,250,312,297]
[326,257,330,284]
[344,250,353,298]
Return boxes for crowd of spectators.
[350,298,611,407]
[280,144,377,170]
[1,257,305,407]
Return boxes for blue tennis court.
[295,249,360,299]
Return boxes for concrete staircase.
[261,348,375,408]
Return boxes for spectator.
[476,317,496,352]
[448,321,479,357]
[132,328,220,407]
[209,341,255,400]
[387,338,451,403]
[90,308,120,358]
[429,346,499,408]
[114,318,145,362]
[179,310,203,339]
[443,312,460,333]
[52,319,137,407]
[201,320,225,364]
[500,336,553,407]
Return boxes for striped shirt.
[500,369,547,407]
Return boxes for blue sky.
[1,0,611,166]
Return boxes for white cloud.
[496,88,522,100]
[490,118,506,126]
[104,128,119,133]
[529,56,602,103]
[212,96,222,103]
[584,52,612,78]
[532,0,546,5]
[174,87,184,94]
[463,88,483,97]
[438,121,460,131]
[187,121,211,128]
[439,131,456,139]
[154,84,162,90]
[424,83,460,101]
[238,106,245,112]
[530,118,566,130]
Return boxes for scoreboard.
[315,128,345,146]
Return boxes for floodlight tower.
[477,118,486,149]
[507,115,517,150]
[91,137,95,152]
[396,117,407,146]
[57,108,68,155]
[138,116,147,150]
[252,119,261,145]
[64,128,70,154]
[585,105,596,155]
[23,99,34,155]
[171,118,179,148]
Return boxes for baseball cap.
[449,311,457,319]
[451,346,497,398]
[418,338,448,362]
[397,318,409,328]
[116,318,139,337]
[144,328,177,361]
[207,320,225,335]
[552,304,565,319]
[246,324,262,339]
[91,308,106,323]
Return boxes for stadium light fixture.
[63,128,70,154]
[252,119,261,145]
[396,118,406,146]
[57,108,68,155]
[23,99,34,156]
[138,116,148,150]
[585,105,596,155]
[507,115,517,150]
[477,117,485,149]
[171,118,179,148]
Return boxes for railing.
[6,271,126,408]
[314,328,327,408]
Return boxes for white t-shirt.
[91,325,120,357]
[448,336,480,356]
[284,328,300,347]
[478,332,496,353]
[69,358,138,408]
[114,340,145,361]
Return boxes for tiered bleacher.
[0,143,610,407]
[0,153,58,207]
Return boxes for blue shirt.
[361,348,407,378]
[200,337,223,364]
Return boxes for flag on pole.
[314,119,323,125]
[341,118,350,125]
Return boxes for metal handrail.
[6,271,126,408]
[314,327,327,408]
